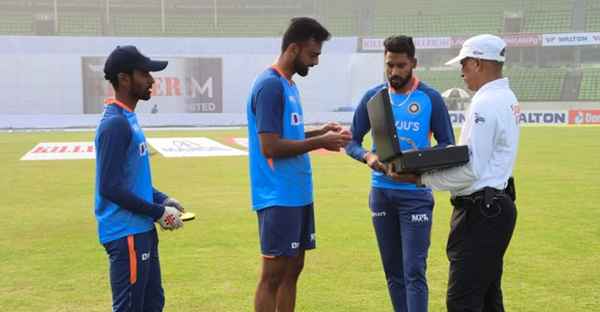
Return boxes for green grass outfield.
[0,126,598,312]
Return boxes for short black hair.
[281,17,331,52]
[383,35,416,58]
[109,71,132,91]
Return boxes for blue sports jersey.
[346,78,455,190]
[95,100,167,244]
[247,66,313,211]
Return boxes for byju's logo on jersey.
[139,142,148,156]
[291,112,302,125]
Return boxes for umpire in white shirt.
[387,34,521,312]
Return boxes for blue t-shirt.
[345,79,455,190]
[94,100,167,244]
[246,67,313,211]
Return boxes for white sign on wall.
[147,137,247,157]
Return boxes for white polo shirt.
[422,78,521,197]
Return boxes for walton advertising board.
[449,110,568,126]
[81,56,222,114]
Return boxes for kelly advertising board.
[82,56,222,114]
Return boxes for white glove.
[163,197,186,213]
[156,206,184,231]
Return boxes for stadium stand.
[414,70,467,96]
[416,67,568,102]
[578,68,600,101]
[322,0,358,37]
[586,0,600,30]
[58,12,103,36]
[0,11,34,35]
[371,0,573,37]
[1,0,599,102]
[114,13,292,38]
[505,68,566,102]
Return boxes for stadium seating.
[371,0,573,37]
[415,67,567,102]
[504,68,566,101]
[586,0,600,30]
[57,13,102,36]
[114,13,292,37]
[0,11,34,35]
[322,0,358,37]
[578,68,600,101]
[414,70,467,96]
[1,0,596,102]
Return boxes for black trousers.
[446,193,517,312]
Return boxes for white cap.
[445,34,507,67]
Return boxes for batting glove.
[163,197,186,213]
[156,206,184,231]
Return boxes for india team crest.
[408,102,420,114]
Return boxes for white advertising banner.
[82,56,223,114]
[542,32,600,46]
[449,110,568,126]
[361,37,451,51]
[21,142,95,161]
[147,137,248,157]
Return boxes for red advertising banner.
[569,110,600,125]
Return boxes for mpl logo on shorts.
[411,214,429,222]
[569,110,600,125]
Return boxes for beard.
[388,72,413,90]
[293,56,310,77]
[130,77,152,101]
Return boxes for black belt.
[450,188,505,207]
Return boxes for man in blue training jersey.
[246,17,352,312]
[95,45,185,312]
[345,36,455,312]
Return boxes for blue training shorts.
[257,203,316,258]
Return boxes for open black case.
[367,88,470,173]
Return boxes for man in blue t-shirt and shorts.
[246,17,351,312]
[345,36,455,312]
[95,45,186,312]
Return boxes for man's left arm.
[429,91,455,147]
